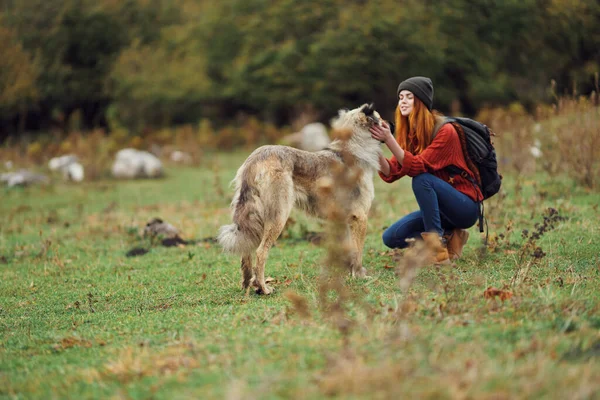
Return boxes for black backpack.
[434,117,502,233]
[434,117,502,199]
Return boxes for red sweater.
[379,123,483,202]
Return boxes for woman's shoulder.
[433,118,459,141]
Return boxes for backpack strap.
[433,119,482,192]
[432,117,450,139]
[448,121,482,186]
[435,119,487,236]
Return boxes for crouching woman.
[370,76,483,263]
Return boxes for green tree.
[1,0,599,136]
[0,22,39,132]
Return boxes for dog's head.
[359,103,382,125]
[331,103,382,140]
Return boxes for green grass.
[1,150,599,399]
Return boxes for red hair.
[394,97,437,155]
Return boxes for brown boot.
[445,229,469,260]
[420,232,450,265]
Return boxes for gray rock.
[111,148,163,179]
[48,155,84,182]
[282,123,330,152]
[1,170,49,187]
[170,150,193,164]
[143,218,180,239]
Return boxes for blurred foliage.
[0,22,39,120]
[0,0,599,137]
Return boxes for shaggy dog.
[218,104,383,294]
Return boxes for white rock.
[300,123,330,152]
[48,154,84,182]
[48,155,78,171]
[112,148,163,179]
[66,162,84,182]
[1,170,48,187]
[282,123,331,152]
[170,150,193,164]
[529,146,542,158]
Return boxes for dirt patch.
[126,247,149,257]
[53,336,93,351]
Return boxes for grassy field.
[1,149,599,399]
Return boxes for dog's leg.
[241,254,253,289]
[252,170,294,295]
[349,213,368,278]
[255,202,293,294]
[254,220,287,295]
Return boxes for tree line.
[1,0,598,139]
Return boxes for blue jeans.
[382,173,479,249]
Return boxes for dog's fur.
[218,104,383,294]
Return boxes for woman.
[370,76,482,263]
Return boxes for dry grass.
[1,98,599,399]
[101,343,201,384]
[0,118,289,180]
[478,89,600,189]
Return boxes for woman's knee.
[382,229,412,249]
[411,173,435,190]
[382,229,396,249]
[382,211,424,249]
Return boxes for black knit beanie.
[396,76,434,111]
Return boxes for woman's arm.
[378,154,390,176]
[384,135,405,165]
[372,122,463,180]
[370,121,405,172]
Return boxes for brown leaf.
[284,291,311,319]
[483,287,513,301]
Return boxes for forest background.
[1,0,599,141]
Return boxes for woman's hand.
[370,120,394,144]
[372,120,406,166]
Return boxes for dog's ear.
[361,103,375,116]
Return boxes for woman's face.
[398,90,414,116]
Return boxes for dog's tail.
[218,169,264,254]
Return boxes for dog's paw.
[255,285,274,295]
[351,267,368,278]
